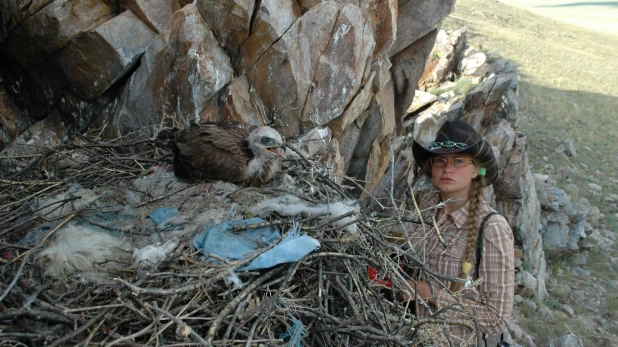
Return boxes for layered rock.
[6,0,115,70]
[54,10,156,101]
[109,5,234,136]
[1,0,456,194]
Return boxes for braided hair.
[450,174,486,292]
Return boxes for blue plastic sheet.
[193,218,320,271]
[148,207,179,231]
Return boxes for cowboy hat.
[412,120,498,184]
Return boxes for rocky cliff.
[0,0,460,195]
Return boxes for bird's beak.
[266,143,286,159]
[277,143,287,159]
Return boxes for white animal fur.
[249,195,360,234]
[133,238,179,269]
[37,225,132,278]
[223,270,243,289]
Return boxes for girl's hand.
[404,280,439,304]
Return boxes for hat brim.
[412,139,498,185]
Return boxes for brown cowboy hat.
[412,120,498,184]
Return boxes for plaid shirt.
[409,190,515,345]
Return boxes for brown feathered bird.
[154,122,286,186]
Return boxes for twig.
[12,213,76,262]
[205,267,283,344]
[135,183,198,207]
[0,253,28,303]
[145,303,210,346]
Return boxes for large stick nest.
[0,134,481,346]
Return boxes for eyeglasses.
[430,157,474,168]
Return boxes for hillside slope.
[445,0,618,215]
[444,1,618,345]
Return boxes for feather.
[249,195,360,234]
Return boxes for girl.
[406,120,515,346]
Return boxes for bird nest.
[0,134,483,346]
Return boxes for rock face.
[6,0,115,70]
[110,5,234,136]
[1,0,451,194]
[55,10,156,100]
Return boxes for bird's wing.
[169,123,253,182]
[198,124,254,158]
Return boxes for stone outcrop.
[1,0,452,193]
[55,10,156,101]
[109,5,234,137]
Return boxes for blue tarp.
[193,218,320,271]
[148,207,179,231]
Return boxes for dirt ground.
[499,0,618,36]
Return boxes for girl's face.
[430,154,478,201]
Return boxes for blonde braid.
[450,176,485,291]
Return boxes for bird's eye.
[261,137,270,144]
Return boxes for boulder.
[391,28,439,126]
[361,0,398,57]
[370,52,393,92]
[549,333,583,347]
[388,0,456,57]
[246,1,340,137]
[459,51,488,76]
[463,75,495,113]
[238,0,301,72]
[567,222,585,251]
[0,0,54,42]
[301,4,375,130]
[121,0,173,34]
[507,320,538,347]
[195,0,255,54]
[563,139,577,157]
[543,223,569,253]
[406,90,437,115]
[329,74,375,139]
[417,27,467,90]
[218,76,266,125]
[110,4,234,137]
[54,10,156,100]
[6,0,115,70]
[486,73,515,106]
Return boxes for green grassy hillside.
[444,0,618,216]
